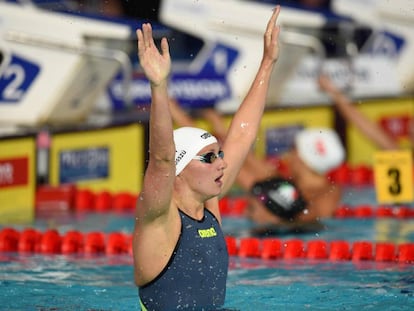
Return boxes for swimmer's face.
[180,143,227,199]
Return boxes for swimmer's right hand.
[136,23,171,87]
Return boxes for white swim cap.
[173,127,218,175]
[295,128,345,174]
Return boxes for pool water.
[227,258,414,311]
[1,253,138,310]
[1,186,414,310]
[1,249,413,310]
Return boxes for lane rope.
[35,185,414,219]
[1,228,413,265]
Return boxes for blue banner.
[108,43,238,110]
[59,147,110,183]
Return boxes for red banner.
[0,157,29,188]
[380,115,411,139]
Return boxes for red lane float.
[219,198,414,219]
[329,240,351,261]
[306,240,328,259]
[61,230,84,254]
[33,163,413,220]
[74,189,95,212]
[85,232,106,254]
[19,228,42,252]
[284,239,305,259]
[112,192,137,212]
[398,243,414,263]
[40,229,61,254]
[333,204,414,219]
[94,191,113,212]
[375,242,396,262]
[261,239,283,259]
[35,185,137,214]
[0,228,20,252]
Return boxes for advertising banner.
[346,98,413,165]
[256,106,335,158]
[0,137,35,224]
[50,124,144,193]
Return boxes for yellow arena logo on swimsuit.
[198,227,217,238]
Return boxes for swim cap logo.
[175,150,186,165]
[200,132,212,139]
[268,184,297,211]
[315,138,327,156]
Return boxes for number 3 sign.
[373,150,414,204]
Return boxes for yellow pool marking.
[373,150,413,204]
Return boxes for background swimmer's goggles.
[193,150,224,164]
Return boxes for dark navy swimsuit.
[139,208,229,311]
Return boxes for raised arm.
[202,108,277,190]
[220,6,281,195]
[318,74,399,150]
[135,23,175,223]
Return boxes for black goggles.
[193,150,224,164]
